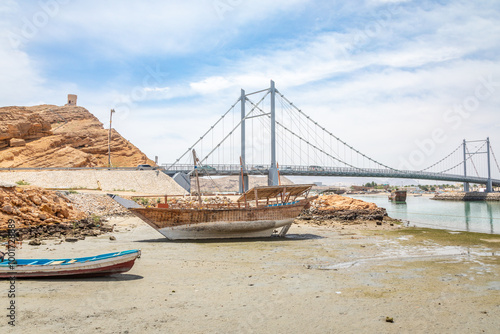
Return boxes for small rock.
[385,317,394,323]
[65,237,78,242]
[28,238,42,246]
[109,236,116,241]
[101,224,114,232]
[1,205,13,214]
[9,138,26,147]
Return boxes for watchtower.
[67,94,77,106]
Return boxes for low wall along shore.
[0,170,187,195]
[433,192,500,201]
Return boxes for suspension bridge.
[163,80,500,192]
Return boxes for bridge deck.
[163,164,500,186]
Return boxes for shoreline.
[433,192,500,201]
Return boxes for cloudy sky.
[2,0,500,178]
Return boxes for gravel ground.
[0,170,187,195]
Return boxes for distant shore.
[433,192,500,201]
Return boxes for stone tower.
[67,94,77,106]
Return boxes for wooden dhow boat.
[389,190,407,203]
[109,184,315,240]
[0,249,141,278]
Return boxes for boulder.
[9,138,26,147]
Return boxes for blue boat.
[0,249,141,278]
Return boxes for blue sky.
[1,0,500,179]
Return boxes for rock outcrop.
[0,104,154,167]
[301,194,387,221]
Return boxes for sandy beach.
[2,217,499,334]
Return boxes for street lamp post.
[108,109,115,167]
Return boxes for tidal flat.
[2,217,499,334]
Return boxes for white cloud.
[1,0,500,179]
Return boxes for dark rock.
[100,224,114,232]
[28,238,42,246]
[109,236,116,241]
[65,237,78,242]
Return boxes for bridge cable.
[251,96,343,167]
[278,97,312,166]
[275,90,398,171]
[281,97,335,165]
[419,144,462,172]
[438,141,485,174]
[490,144,500,175]
[166,97,241,170]
[196,91,271,169]
[246,98,362,170]
[466,146,480,177]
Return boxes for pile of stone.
[65,193,131,217]
[0,185,118,243]
[0,185,86,231]
[300,194,387,221]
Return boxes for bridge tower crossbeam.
[463,138,493,193]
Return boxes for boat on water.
[0,249,141,278]
[109,184,315,240]
[389,190,407,203]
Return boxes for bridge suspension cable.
[165,97,241,170]
[490,143,500,175]
[466,145,480,177]
[275,90,398,171]
[245,97,361,169]
[419,144,462,172]
[438,141,486,174]
[196,91,271,167]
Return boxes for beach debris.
[109,236,116,241]
[385,317,394,323]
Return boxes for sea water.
[349,195,500,235]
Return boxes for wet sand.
[2,217,500,334]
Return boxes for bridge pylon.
[463,139,469,192]
[239,88,249,193]
[268,80,279,186]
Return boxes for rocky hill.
[0,104,153,167]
